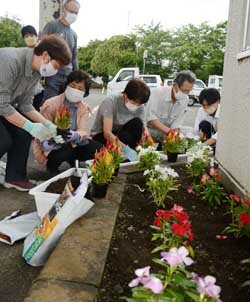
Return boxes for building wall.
[217,0,250,190]
[39,0,62,32]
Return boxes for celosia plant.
[162,130,187,154]
[54,107,72,130]
[106,138,123,169]
[138,133,155,149]
[91,147,115,184]
[137,146,161,170]
[144,165,178,207]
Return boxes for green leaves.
[0,16,25,48]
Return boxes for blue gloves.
[64,130,81,143]
[40,140,62,152]
[22,120,52,141]
[123,145,138,162]
[43,120,57,137]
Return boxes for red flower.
[172,204,184,213]
[188,231,194,241]
[171,222,191,237]
[153,218,162,227]
[156,210,171,220]
[229,194,241,203]
[174,211,189,223]
[239,213,250,226]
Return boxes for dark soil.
[45,175,81,194]
[97,166,250,302]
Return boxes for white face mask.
[175,91,187,101]
[65,86,85,103]
[205,105,218,115]
[24,36,38,47]
[65,11,78,24]
[40,60,58,77]
[125,101,140,112]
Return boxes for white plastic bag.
[23,172,94,266]
[0,161,6,184]
[0,211,40,245]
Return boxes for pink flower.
[129,266,164,294]
[172,204,184,213]
[201,173,210,185]
[196,275,222,301]
[187,185,195,194]
[161,246,193,267]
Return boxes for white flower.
[186,132,199,140]
[138,146,160,159]
[143,169,150,176]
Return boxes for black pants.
[0,117,32,182]
[199,120,215,139]
[93,117,143,149]
[46,140,102,172]
[33,91,44,111]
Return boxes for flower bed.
[97,166,250,302]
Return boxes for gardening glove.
[43,120,57,138]
[40,140,62,152]
[53,135,65,144]
[123,145,138,162]
[64,130,81,143]
[22,120,52,141]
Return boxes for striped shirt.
[0,47,40,116]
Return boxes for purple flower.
[196,275,222,301]
[161,246,194,266]
[129,266,164,294]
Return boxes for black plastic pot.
[113,167,120,177]
[167,152,178,163]
[91,182,108,198]
[57,128,70,140]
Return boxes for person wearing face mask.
[91,78,150,162]
[194,88,221,146]
[42,0,80,102]
[146,71,196,148]
[33,70,102,175]
[21,25,38,48]
[0,34,72,191]
[21,25,45,111]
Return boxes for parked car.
[139,75,163,89]
[164,78,207,106]
[107,67,162,95]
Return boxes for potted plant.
[106,138,123,176]
[138,133,156,149]
[90,147,115,198]
[54,107,72,138]
[162,130,187,162]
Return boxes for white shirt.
[146,86,189,130]
[194,104,220,140]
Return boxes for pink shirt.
[33,93,91,166]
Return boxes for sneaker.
[3,181,35,192]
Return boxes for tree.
[133,22,173,79]
[78,39,104,75]
[168,22,227,81]
[0,16,24,48]
[91,35,137,81]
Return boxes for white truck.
[208,75,223,92]
[107,67,162,96]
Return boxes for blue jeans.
[0,117,32,182]
[43,73,68,102]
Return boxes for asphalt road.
[0,88,200,302]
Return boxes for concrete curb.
[24,174,127,302]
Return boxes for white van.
[208,75,223,92]
[107,68,162,95]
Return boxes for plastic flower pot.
[167,152,178,163]
[113,167,120,177]
[91,182,108,198]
